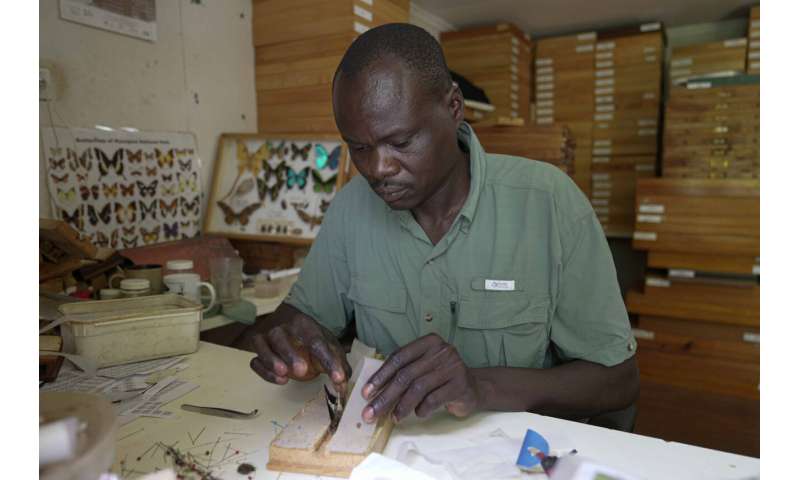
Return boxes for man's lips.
[374,185,408,202]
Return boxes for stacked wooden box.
[626,178,759,456]
[253,0,410,134]
[663,76,759,179]
[441,23,532,125]
[747,5,760,74]
[533,23,664,236]
[533,31,596,195]
[669,37,748,85]
[473,124,575,174]
[590,26,662,236]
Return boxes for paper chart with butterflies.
[41,127,202,249]
[204,134,348,244]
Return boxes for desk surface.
[113,342,760,480]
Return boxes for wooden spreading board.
[267,357,394,477]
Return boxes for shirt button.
[424,313,433,322]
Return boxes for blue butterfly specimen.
[315,145,341,171]
[286,167,310,190]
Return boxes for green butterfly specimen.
[312,170,337,194]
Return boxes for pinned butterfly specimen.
[237,141,269,176]
[293,204,324,228]
[94,231,109,248]
[110,229,119,248]
[155,148,175,169]
[175,148,191,156]
[87,204,112,226]
[115,201,137,224]
[268,141,288,160]
[291,142,312,161]
[286,167,310,190]
[163,222,179,239]
[49,158,66,170]
[139,200,157,220]
[160,183,177,196]
[146,166,158,177]
[50,147,63,156]
[57,187,76,203]
[144,152,155,162]
[120,183,135,197]
[130,170,142,177]
[178,172,198,193]
[122,225,136,237]
[178,158,192,172]
[291,227,303,236]
[181,196,200,217]
[180,220,191,229]
[77,173,88,183]
[162,174,173,182]
[258,161,286,201]
[96,148,124,178]
[50,173,68,184]
[315,144,341,171]
[320,199,331,213]
[122,236,138,248]
[80,185,99,201]
[160,198,178,217]
[137,180,158,197]
[67,149,79,171]
[140,226,161,245]
[217,200,260,226]
[61,208,83,231]
[102,183,118,198]
[234,177,255,197]
[280,200,287,210]
[126,149,143,163]
[69,148,93,172]
[311,170,337,194]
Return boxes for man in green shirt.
[246,23,638,425]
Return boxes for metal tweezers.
[323,384,344,432]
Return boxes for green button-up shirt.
[286,123,636,369]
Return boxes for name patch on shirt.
[485,279,516,291]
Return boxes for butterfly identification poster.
[42,127,202,249]
[205,134,347,244]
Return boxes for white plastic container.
[58,294,202,367]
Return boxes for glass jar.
[120,278,151,298]
[164,259,194,277]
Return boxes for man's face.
[332,59,463,210]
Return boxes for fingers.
[416,381,459,418]
[267,326,308,378]
[392,369,451,422]
[307,336,347,385]
[363,342,450,423]
[253,333,288,379]
[250,357,288,385]
[363,334,439,399]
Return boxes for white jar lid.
[99,288,122,298]
[166,259,194,271]
[120,278,150,290]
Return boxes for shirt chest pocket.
[346,278,412,352]
[453,278,550,368]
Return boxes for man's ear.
[446,81,465,125]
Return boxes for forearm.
[472,356,639,418]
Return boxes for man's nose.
[369,146,400,182]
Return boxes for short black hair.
[334,23,453,99]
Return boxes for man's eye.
[394,140,411,149]
[351,145,368,152]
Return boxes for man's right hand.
[249,306,351,395]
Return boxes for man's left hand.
[360,333,483,423]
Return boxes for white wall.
[39,0,257,218]
[410,2,456,40]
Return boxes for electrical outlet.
[40,67,55,101]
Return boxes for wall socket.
[40,67,56,101]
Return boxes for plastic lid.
[166,259,194,271]
[120,278,150,290]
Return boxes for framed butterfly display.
[205,133,348,245]
[42,126,202,249]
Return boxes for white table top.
[112,342,760,480]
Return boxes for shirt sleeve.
[284,194,354,337]
[550,210,637,367]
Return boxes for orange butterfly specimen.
[140,226,161,245]
[50,173,68,184]
[155,148,175,169]
[146,166,158,177]
[216,200,260,226]
[80,185,99,201]
[102,183,118,198]
[115,201,137,224]
[126,149,143,163]
[159,198,178,217]
[120,183,135,197]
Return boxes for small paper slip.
[97,356,186,379]
[40,368,116,393]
